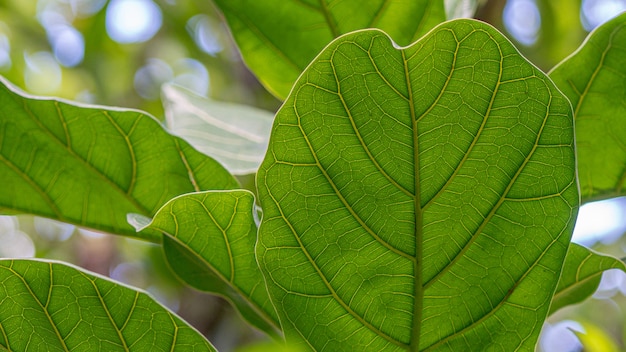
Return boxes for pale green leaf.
[143,190,280,337]
[213,0,445,99]
[549,13,626,202]
[550,243,626,315]
[257,20,577,351]
[0,77,238,241]
[162,84,274,175]
[0,259,215,351]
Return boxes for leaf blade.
[145,190,281,337]
[257,20,577,351]
[549,13,626,202]
[213,0,445,99]
[0,259,215,351]
[551,243,626,315]
[0,77,238,241]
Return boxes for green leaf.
[0,77,238,241]
[257,20,577,351]
[550,243,626,315]
[162,84,274,175]
[549,13,626,202]
[142,190,281,337]
[0,259,215,351]
[213,0,445,100]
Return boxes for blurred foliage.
[0,0,281,119]
[0,0,625,351]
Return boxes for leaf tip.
[127,213,153,232]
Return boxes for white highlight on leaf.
[444,0,479,19]
[127,213,153,232]
[162,84,274,175]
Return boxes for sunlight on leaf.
[257,20,577,351]
[549,12,626,203]
[212,0,445,99]
[0,259,215,351]
[0,77,238,241]
[162,84,274,175]
[143,190,280,338]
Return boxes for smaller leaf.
[0,259,215,351]
[550,243,626,315]
[143,190,281,338]
[162,84,274,175]
[549,13,626,202]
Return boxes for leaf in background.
[549,13,626,202]
[0,77,238,241]
[550,243,626,315]
[0,259,215,351]
[444,0,480,19]
[141,190,281,337]
[162,84,274,175]
[213,0,445,100]
[257,20,577,350]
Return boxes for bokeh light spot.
[49,25,85,67]
[24,51,62,94]
[134,58,173,100]
[106,0,162,43]
[503,0,541,46]
[582,0,626,30]
[187,15,223,56]
[572,197,626,246]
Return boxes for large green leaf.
[0,259,215,351]
[213,0,445,100]
[140,190,280,337]
[0,77,238,241]
[550,243,626,315]
[257,20,577,351]
[549,13,626,202]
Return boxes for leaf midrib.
[1,262,70,351]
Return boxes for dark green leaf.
[213,0,445,99]
[143,190,280,337]
[550,243,626,315]
[0,77,238,241]
[549,13,626,202]
[0,259,215,351]
[257,20,577,350]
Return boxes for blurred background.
[0,0,625,351]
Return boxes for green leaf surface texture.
[549,13,626,202]
[162,84,274,175]
[257,20,578,351]
[0,77,238,241]
[146,190,281,337]
[0,259,215,351]
[213,0,445,99]
[550,243,626,315]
